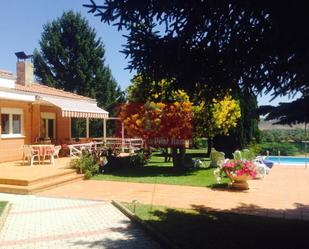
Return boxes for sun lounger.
[254,156,271,178]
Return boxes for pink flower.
[222,159,257,177]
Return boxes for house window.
[89,119,103,138]
[0,108,23,138]
[71,118,86,138]
[1,114,9,134]
[13,114,21,134]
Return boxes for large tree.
[124,76,193,169]
[85,1,308,125]
[34,11,122,111]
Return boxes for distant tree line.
[259,129,306,156]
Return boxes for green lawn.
[0,201,7,215]
[92,149,228,187]
[124,203,309,249]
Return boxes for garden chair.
[254,160,270,178]
[210,149,225,167]
[233,150,242,160]
[42,147,55,166]
[22,145,39,167]
[253,156,271,178]
[241,149,255,161]
[233,149,255,161]
[193,158,208,168]
[53,145,62,159]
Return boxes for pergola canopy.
[37,95,109,119]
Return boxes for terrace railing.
[68,138,143,157]
[68,142,94,157]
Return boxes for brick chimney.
[16,61,33,86]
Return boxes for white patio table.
[30,144,55,165]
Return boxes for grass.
[124,203,309,249]
[0,202,8,215]
[92,149,228,187]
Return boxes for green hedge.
[260,142,299,156]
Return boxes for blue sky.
[0,0,299,106]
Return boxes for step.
[0,169,77,186]
[0,173,84,195]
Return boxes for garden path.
[0,193,160,249]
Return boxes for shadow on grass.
[139,203,309,249]
[154,152,210,159]
[103,166,201,178]
[94,163,225,187]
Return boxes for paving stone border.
[0,202,11,232]
[112,200,180,249]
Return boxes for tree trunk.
[171,147,186,170]
[171,147,178,168]
[179,147,186,168]
[207,138,213,156]
[164,148,170,162]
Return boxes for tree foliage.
[194,94,241,154]
[259,97,309,125]
[34,11,122,111]
[213,89,261,157]
[127,75,188,103]
[120,101,192,143]
[121,76,192,144]
[85,1,308,124]
[121,76,192,168]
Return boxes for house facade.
[0,60,108,162]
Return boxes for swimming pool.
[267,156,309,165]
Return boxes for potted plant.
[215,159,257,190]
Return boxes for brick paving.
[39,165,309,221]
[0,193,161,249]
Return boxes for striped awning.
[39,95,109,119]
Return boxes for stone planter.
[223,168,252,190]
[230,175,252,190]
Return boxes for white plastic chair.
[22,145,39,167]
[42,146,55,166]
[53,145,62,159]
[210,149,225,167]
[254,159,270,178]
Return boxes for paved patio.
[0,193,160,249]
[38,165,309,220]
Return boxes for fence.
[68,138,143,157]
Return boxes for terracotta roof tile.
[15,83,92,100]
[0,70,15,79]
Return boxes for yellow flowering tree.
[194,94,241,155]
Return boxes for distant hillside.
[259,119,305,130]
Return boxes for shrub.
[70,153,99,179]
[105,150,150,172]
[260,142,299,156]
[193,138,207,149]
[248,142,261,155]
[130,150,149,167]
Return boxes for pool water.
[267,156,309,165]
